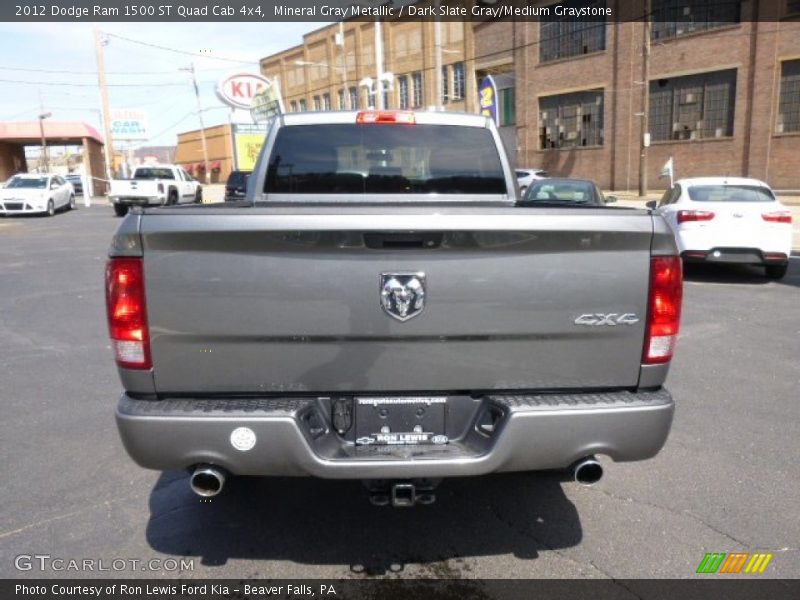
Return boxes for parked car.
[109,109,681,507]
[109,164,202,217]
[519,178,617,206]
[65,173,83,195]
[0,173,75,216]
[515,168,547,195]
[648,177,792,279]
[224,170,251,202]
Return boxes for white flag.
[659,157,674,180]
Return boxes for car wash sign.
[217,72,275,110]
[110,109,148,140]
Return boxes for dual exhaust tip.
[190,465,227,498]
[573,456,604,486]
[189,458,603,498]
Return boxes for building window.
[778,60,800,134]
[539,89,604,149]
[290,100,298,112]
[649,69,737,141]
[539,0,606,63]
[349,86,358,110]
[398,75,409,109]
[500,88,515,126]
[299,99,307,111]
[651,0,741,41]
[323,93,331,111]
[412,72,423,107]
[452,62,465,100]
[338,89,346,110]
[441,65,449,104]
[313,96,321,111]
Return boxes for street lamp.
[294,59,350,110]
[38,111,51,172]
[359,73,394,110]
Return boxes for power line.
[0,77,212,88]
[104,32,258,65]
[0,64,240,76]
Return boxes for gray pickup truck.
[107,111,682,507]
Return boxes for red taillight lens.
[761,211,792,224]
[105,257,151,370]
[643,256,683,365]
[356,110,415,124]
[677,210,715,224]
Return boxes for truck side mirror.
[605,195,617,203]
[645,200,657,210]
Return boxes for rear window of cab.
[687,185,775,203]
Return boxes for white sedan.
[649,177,792,279]
[515,168,547,195]
[0,173,75,216]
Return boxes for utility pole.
[37,91,51,172]
[94,27,114,189]
[337,21,348,110]
[434,1,443,111]
[638,0,652,197]
[374,19,384,109]
[181,63,211,185]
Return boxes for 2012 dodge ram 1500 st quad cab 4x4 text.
[107,110,682,507]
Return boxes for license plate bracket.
[355,396,447,445]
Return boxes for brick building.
[474,0,800,190]
[260,20,476,116]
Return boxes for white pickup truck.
[109,164,202,217]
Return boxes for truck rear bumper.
[110,196,163,206]
[116,389,674,479]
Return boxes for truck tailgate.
[139,208,654,394]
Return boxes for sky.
[0,22,327,148]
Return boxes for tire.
[113,204,128,217]
[194,188,203,204]
[168,190,178,206]
[46,199,55,217]
[68,194,76,210]
[765,263,788,280]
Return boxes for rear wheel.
[168,190,178,206]
[194,188,203,204]
[46,199,55,217]
[765,263,788,280]
[68,194,76,210]
[113,204,128,217]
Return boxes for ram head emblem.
[380,273,426,322]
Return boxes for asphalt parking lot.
[1,204,798,580]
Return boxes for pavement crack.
[486,504,612,579]
[0,493,144,540]
[593,487,752,549]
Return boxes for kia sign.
[110,108,148,140]
[216,72,274,110]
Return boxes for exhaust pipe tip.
[573,457,603,486]
[190,465,227,498]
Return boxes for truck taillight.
[677,210,715,224]
[761,211,792,224]
[643,256,683,365]
[105,257,151,370]
[356,110,415,124]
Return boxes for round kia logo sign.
[216,73,272,110]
